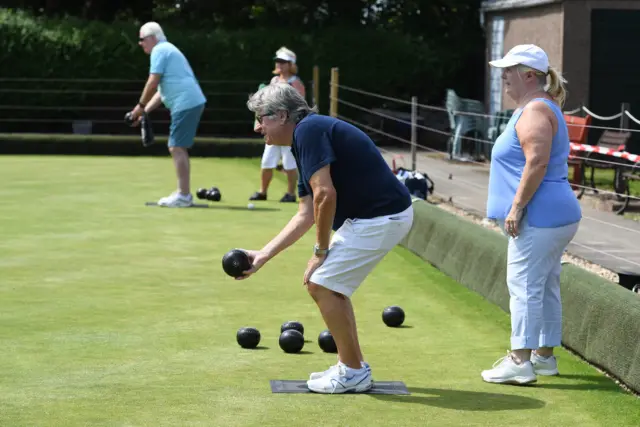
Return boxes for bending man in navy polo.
[239,83,414,394]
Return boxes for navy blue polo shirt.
[291,113,411,231]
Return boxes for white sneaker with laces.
[158,192,193,207]
[481,352,537,385]
[307,363,373,394]
[531,352,559,376]
[309,361,371,380]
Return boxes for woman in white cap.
[249,47,306,203]
[481,44,582,385]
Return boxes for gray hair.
[247,83,317,123]
[140,22,167,42]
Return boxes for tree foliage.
[0,1,486,136]
[3,0,483,39]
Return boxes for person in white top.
[249,47,306,203]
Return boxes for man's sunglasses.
[256,112,273,124]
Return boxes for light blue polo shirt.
[150,41,206,114]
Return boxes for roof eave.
[480,0,563,13]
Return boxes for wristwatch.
[313,244,329,256]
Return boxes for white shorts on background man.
[261,144,297,170]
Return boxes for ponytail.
[546,65,568,108]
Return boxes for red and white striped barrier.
[569,143,639,164]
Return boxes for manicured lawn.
[1,156,637,426]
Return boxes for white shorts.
[310,205,414,297]
[261,144,297,170]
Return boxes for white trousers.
[500,217,580,349]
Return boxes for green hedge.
[401,200,640,394]
[402,200,511,311]
[0,133,265,157]
[0,8,460,113]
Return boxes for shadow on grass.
[205,205,282,212]
[144,202,281,212]
[369,387,546,411]
[535,374,630,393]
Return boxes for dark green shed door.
[589,9,640,153]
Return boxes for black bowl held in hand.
[124,111,135,126]
[222,249,252,278]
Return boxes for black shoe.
[249,191,267,201]
[279,193,297,203]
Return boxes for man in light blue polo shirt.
[129,22,207,207]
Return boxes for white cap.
[274,47,297,64]
[489,44,549,74]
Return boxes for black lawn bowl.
[237,327,261,349]
[281,321,304,336]
[124,111,134,126]
[279,329,305,354]
[382,306,405,327]
[196,188,209,200]
[222,249,251,278]
[317,329,337,353]
[206,187,221,202]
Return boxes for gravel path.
[426,196,620,283]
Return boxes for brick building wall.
[483,0,640,113]
[484,2,564,113]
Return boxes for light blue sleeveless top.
[486,98,582,228]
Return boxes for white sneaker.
[309,361,371,380]
[481,352,537,385]
[158,192,193,207]
[307,364,373,394]
[531,352,559,376]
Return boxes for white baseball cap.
[274,47,297,64]
[489,44,549,74]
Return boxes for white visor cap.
[274,47,297,64]
[489,44,549,74]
